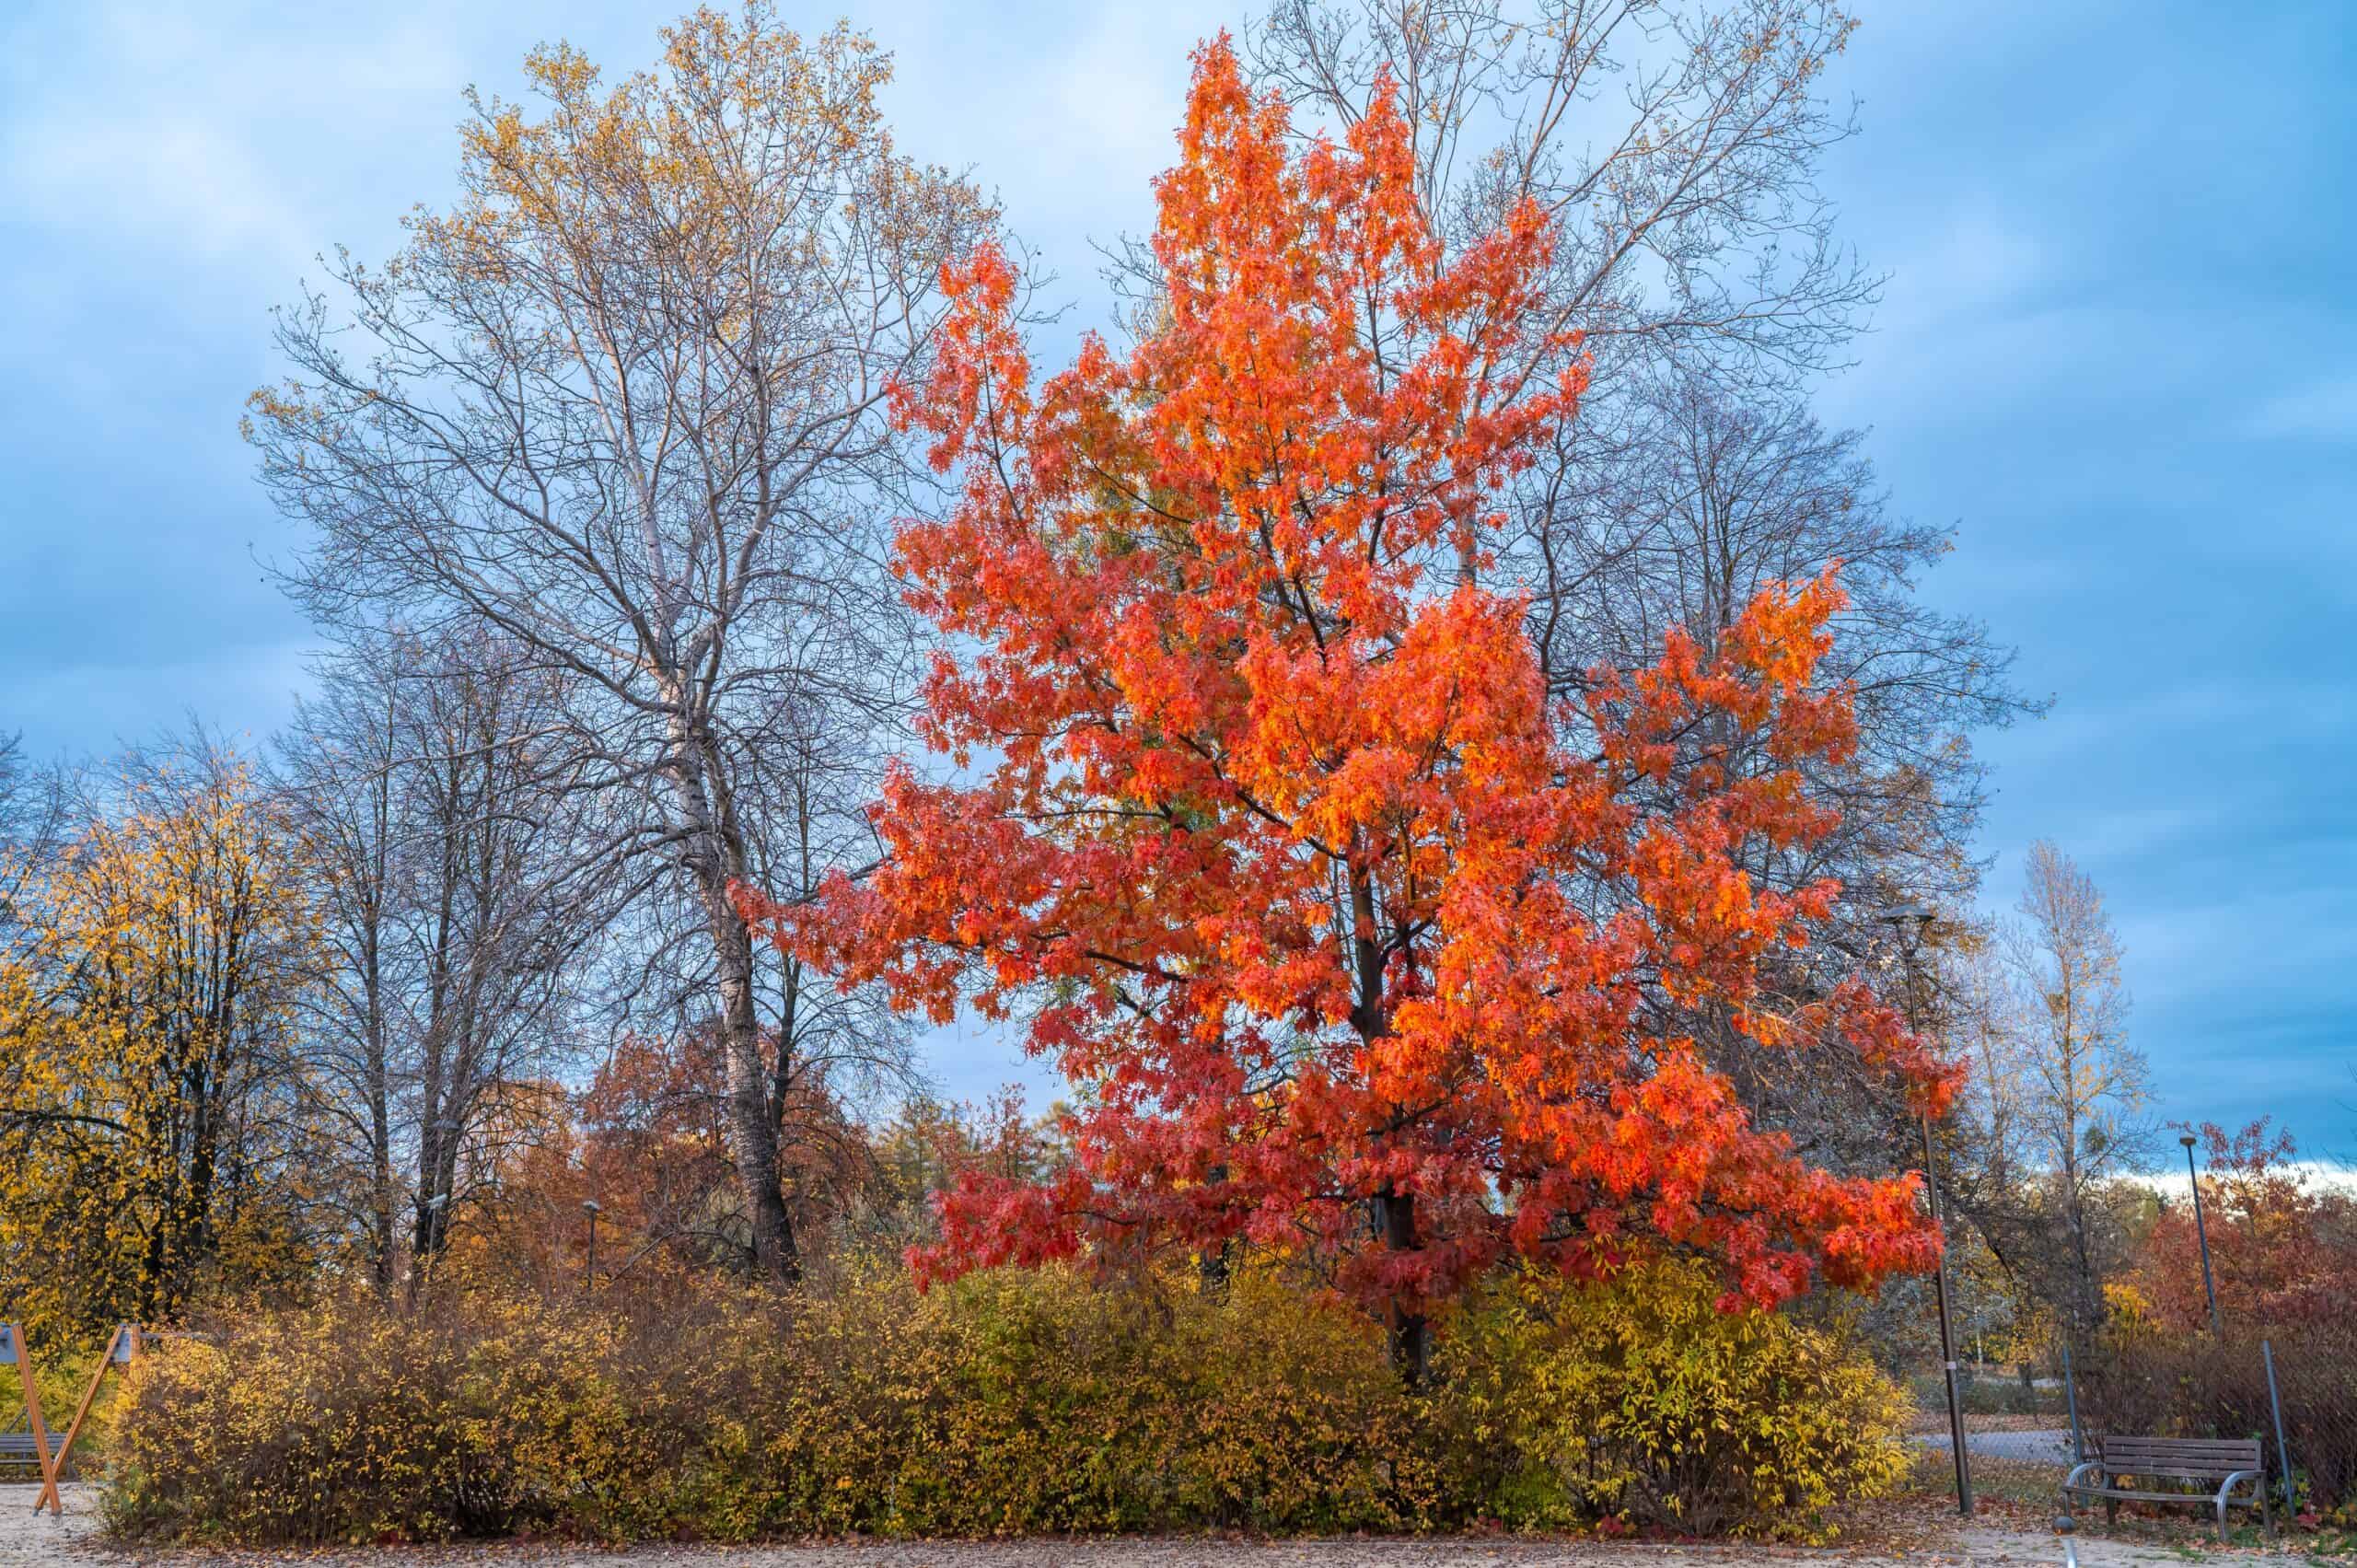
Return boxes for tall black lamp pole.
[1883,903,1973,1516]
[2179,1133,2222,1334]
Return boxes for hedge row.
[102,1260,1909,1544]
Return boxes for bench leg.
[2213,1478,2244,1543]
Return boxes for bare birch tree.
[275,649,406,1286]
[276,627,611,1290]
[2003,839,2149,1343]
[249,6,991,1282]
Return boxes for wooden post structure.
[34,1324,140,1516]
[0,1323,60,1511]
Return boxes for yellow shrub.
[104,1260,1904,1544]
[2101,1280,2160,1339]
[1430,1260,1911,1540]
[104,1293,656,1542]
[720,1266,1419,1536]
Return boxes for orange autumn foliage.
[449,1028,882,1295]
[2134,1119,2357,1333]
[740,38,1957,1331]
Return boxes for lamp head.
[581,1199,603,1215]
[1877,903,1936,954]
[2180,1133,2198,1148]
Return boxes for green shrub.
[103,1260,1907,1545]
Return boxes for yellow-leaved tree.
[0,738,319,1337]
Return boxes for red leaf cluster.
[738,38,1956,1321]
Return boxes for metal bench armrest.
[2062,1461,2105,1492]
[2218,1469,2261,1498]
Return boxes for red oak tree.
[740,37,1956,1376]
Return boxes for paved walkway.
[0,1484,2225,1566]
[1912,1429,2078,1466]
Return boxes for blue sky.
[3,3,2351,1152]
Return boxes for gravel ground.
[0,1484,2226,1567]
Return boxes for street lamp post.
[2180,1133,2223,1334]
[1883,903,1974,1517]
[581,1199,602,1295]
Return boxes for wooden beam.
[2,1324,61,1515]
[35,1325,134,1516]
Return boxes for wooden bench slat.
[2096,1438,2260,1477]
[2105,1444,2259,1455]
[2101,1437,2258,1447]
[2103,1439,2259,1452]
[2111,1434,2253,1452]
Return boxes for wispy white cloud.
[877,1,1224,327]
[10,116,311,265]
[1878,201,2047,333]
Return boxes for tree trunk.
[1377,1187,1429,1386]
[706,871,789,1272]
[709,895,798,1281]
[1347,865,1426,1384]
[668,704,801,1285]
[1198,1163,1233,1294]
[364,940,396,1292]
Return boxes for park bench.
[2062,1434,2270,1539]
[0,1423,56,1474]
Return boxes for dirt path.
[0,1484,2239,1567]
